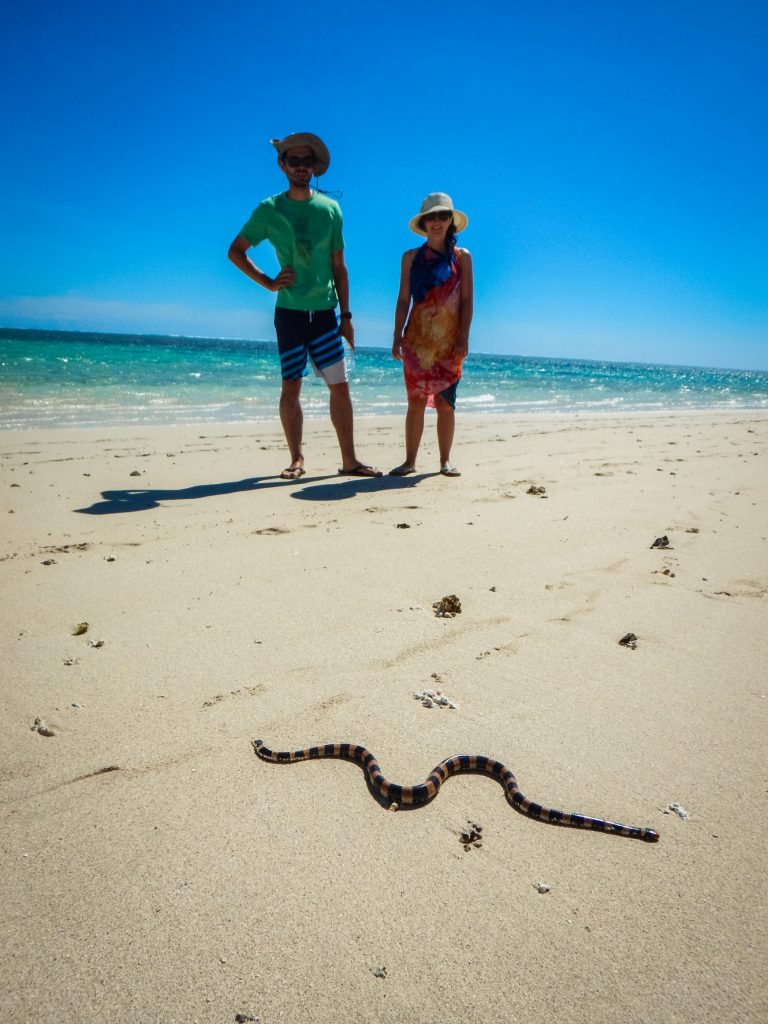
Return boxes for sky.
[1,0,767,371]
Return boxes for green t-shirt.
[240,192,344,311]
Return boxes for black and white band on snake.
[251,740,660,843]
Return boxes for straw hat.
[409,192,469,236]
[270,132,331,176]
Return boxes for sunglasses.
[423,211,453,222]
[285,155,315,169]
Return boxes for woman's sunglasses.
[285,155,316,169]
[423,211,453,222]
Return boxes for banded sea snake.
[252,740,659,842]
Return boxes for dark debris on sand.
[433,595,461,617]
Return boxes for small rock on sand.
[413,689,458,709]
[433,595,461,617]
[664,803,690,820]
[31,717,56,737]
[461,821,483,850]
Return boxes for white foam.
[461,393,496,404]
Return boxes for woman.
[391,192,473,477]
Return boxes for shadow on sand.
[290,473,431,502]
[74,472,431,515]
[75,474,302,515]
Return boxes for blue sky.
[2,0,766,370]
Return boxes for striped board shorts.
[274,307,347,384]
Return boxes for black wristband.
[339,311,352,319]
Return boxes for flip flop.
[440,464,461,477]
[389,464,416,476]
[338,464,383,478]
[280,466,306,480]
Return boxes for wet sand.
[1,410,766,1023]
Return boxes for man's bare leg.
[279,378,305,476]
[329,381,380,475]
[329,381,357,468]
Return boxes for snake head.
[251,739,263,752]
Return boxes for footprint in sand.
[202,684,265,709]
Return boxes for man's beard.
[290,172,312,189]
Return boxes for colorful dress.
[403,244,464,407]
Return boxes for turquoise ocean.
[1,327,766,430]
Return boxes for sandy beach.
[1,409,766,1024]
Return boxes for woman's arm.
[456,249,474,358]
[392,250,415,361]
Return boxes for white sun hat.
[409,192,469,236]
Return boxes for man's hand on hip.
[266,267,296,292]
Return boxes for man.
[228,132,381,479]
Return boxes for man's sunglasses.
[423,211,453,222]
[285,155,316,169]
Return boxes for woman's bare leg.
[391,397,427,474]
[435,394,456,468]
[404,396,427,468]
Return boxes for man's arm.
[227,235,295,292]
[331,249,354,347]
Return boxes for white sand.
[1,410,766,1023]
